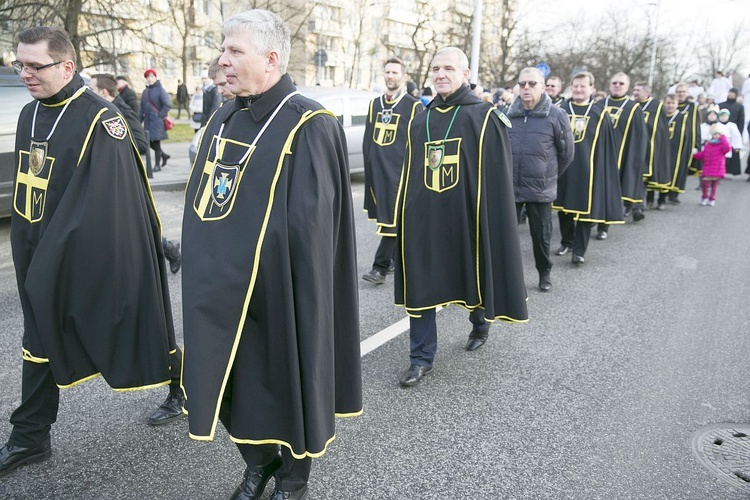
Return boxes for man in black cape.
[553,71,624,264]
[596,72,647,240]
[633,83,673,209]
[394,46,528,388]
[1,26,182,478]
[662,94,693,204]
[671,83,701,200]
[361,56,423,285]
[180,10,362,500]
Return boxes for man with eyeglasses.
[595,72,648,241]
[394,46,528,387]
[506,67,573,292]
[1,26,182,478]
[545,76,565,107]
[553,71,623,265]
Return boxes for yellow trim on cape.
[202,108,340,441]
[22,348,49,363]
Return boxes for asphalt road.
[2,173,750,499]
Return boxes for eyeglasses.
[611,82,626,85]
[518,81,538,88]
[12,60,64,75]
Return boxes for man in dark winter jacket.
[507,67,574,292]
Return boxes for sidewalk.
[146,141,193,192]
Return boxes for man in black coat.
[719,88,745,137]
[201,70,220,127]
[507,67,573,291]
[176,79,189,118]
[115,75,138,112]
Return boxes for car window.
[319,97,344,125]
[349,98,371,126]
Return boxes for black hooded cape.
[11,74,175,390]
[664,107,692,193]
[553,100,624,224]
[181,75,362,458]
[394,85,528,323]
[362,91,423,236]
[601,95,647,203]
[637,98,672,190]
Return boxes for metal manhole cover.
[692,423,750,492]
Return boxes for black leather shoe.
[148,392,185,426]
[572,254,585,265]
[0,439,51,477]
[164,240,181,274]
[362,268,386,284]
[555,245,571,256]
[538,272,552,292]
[386,260,395,275]
[465,329,489,351]
[595,230,607,240]
[399,364,433,387]
[270,485,308,500]
[230,454,283,500]
[632,209,645,222]
[162,153,170,167]
[153,165,161,172]
[623,206,632,218]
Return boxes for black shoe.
[595,230,607,240]
[465,328,489,351]
[162,153,170,167]
[153,165,161,173]
[231,453,283,500]
[572,254,585,265]
[386,260,395,275]
[271,485,309,500]
[399,364,433,387]
[538,272,552,292]
[668,197,680,204]
[632,209,645,222]
[164,240,181,274]
[623,206,632,218]
[0,439,51,478]
[555,245,571,256]
[148,392,185,426]
[362,268,386,284]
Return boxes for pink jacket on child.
[693,135,731,178]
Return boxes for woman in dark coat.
[140,68,171,171]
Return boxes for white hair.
[434,47,469,72]
[223,9,291,74]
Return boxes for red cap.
[144,68,157,78]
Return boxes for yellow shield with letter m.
[14,147,55,223]
[373,111,400,146]
[423,138,461,193]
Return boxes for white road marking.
[360,306,442,356]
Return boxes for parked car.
[0,69,33,219]
[188,86,379,173]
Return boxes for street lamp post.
[647,0,661,88]
[469,0,482,85]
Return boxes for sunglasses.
[518,81,538,88]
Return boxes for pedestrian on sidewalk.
[176,79,190,119]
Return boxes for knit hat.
[143,68,157,78]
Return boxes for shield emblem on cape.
[382,109,393,124]
[428,145,444,171]
[211,163,240,208]
[29,141,48,176]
